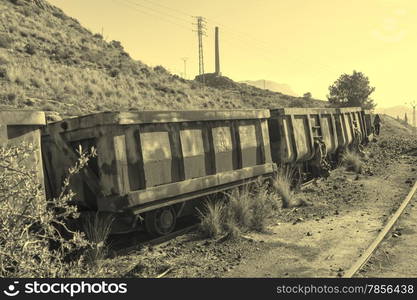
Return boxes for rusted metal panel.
[114,135,130,194]
[124,126,145,191]
[180,128,206,179]
[140,130,173,187]
[292,115,311,162]
[238,123,258,168]
[96,129,118,196]
[320,114,337,153]
[212,124,234,172]
[260,120,272,163]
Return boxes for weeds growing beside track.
[82,212,114,266]
[342,150,363,174]
[197,180,278,239]
[273,167,296,208]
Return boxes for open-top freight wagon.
[41,110,275,235]
[268,107,372,180]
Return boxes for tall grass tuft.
[197,200,225,238]
[82,212,114,265]
[342,150,363,174]
[250,186,270,232]
[272,167,295,208]
[225,186,252,229]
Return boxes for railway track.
[343,179,417,278]
[112,220,199,257]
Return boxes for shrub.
[154,65,168,74]
[24,43,36,55]
[109,68,119,78]
[0,34,13,49]
[342,150,363,173]
[0,143,96,277]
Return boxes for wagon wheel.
[145,207,177,237]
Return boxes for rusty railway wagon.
[41,110,275,235]
[268,107,372,180]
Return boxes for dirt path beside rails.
[225,160,415,277]
[358,193,417,277]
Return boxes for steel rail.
[343,179,417,278]
[114,224,199,256]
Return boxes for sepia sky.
[48,0,417,108]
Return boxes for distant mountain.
[375,105,414,124]
[240,80,299,97]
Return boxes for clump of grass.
[198,182,274,239]
[272,167,295,208]
[82,212,114,265]
[225,186,252,229]
[342,150,363,174]
[223,217,241,240]
[249,186,270,232]
[197,200,225,238]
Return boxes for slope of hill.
[375,105,413,122]
[380,114,415,136]
[0,0,326,117]
[240,79,298,97]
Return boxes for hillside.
[379,114,415,136]
[240,79,298,97]
[0,0,326,117]
[375,105,413,123]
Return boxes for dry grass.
[272,167,296,208]
[197,200,225,238]
[224,186,252,229]
[249,185,270,232]
[82,212,114,265]
[197,180,280,239]
[342,150,363,173]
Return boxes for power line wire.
[113,0,193,31]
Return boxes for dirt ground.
[98,132,417,278]
[358,192,417,277]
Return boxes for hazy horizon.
[48,0,417,108]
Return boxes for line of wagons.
[0,107,374,236]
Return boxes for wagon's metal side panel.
[212,122,235,173]
[319,113,338,154]
[260,120,272,164]
[335,107,372,148]
[124,125,145,191]
[139,128,173,187]
[279,115,295,163]
[0,111,46,196]
[292,115,312,162]
[341,113,353,145]
[180,125,206,179]
[363,109,373,137]
[238,121,259,168]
